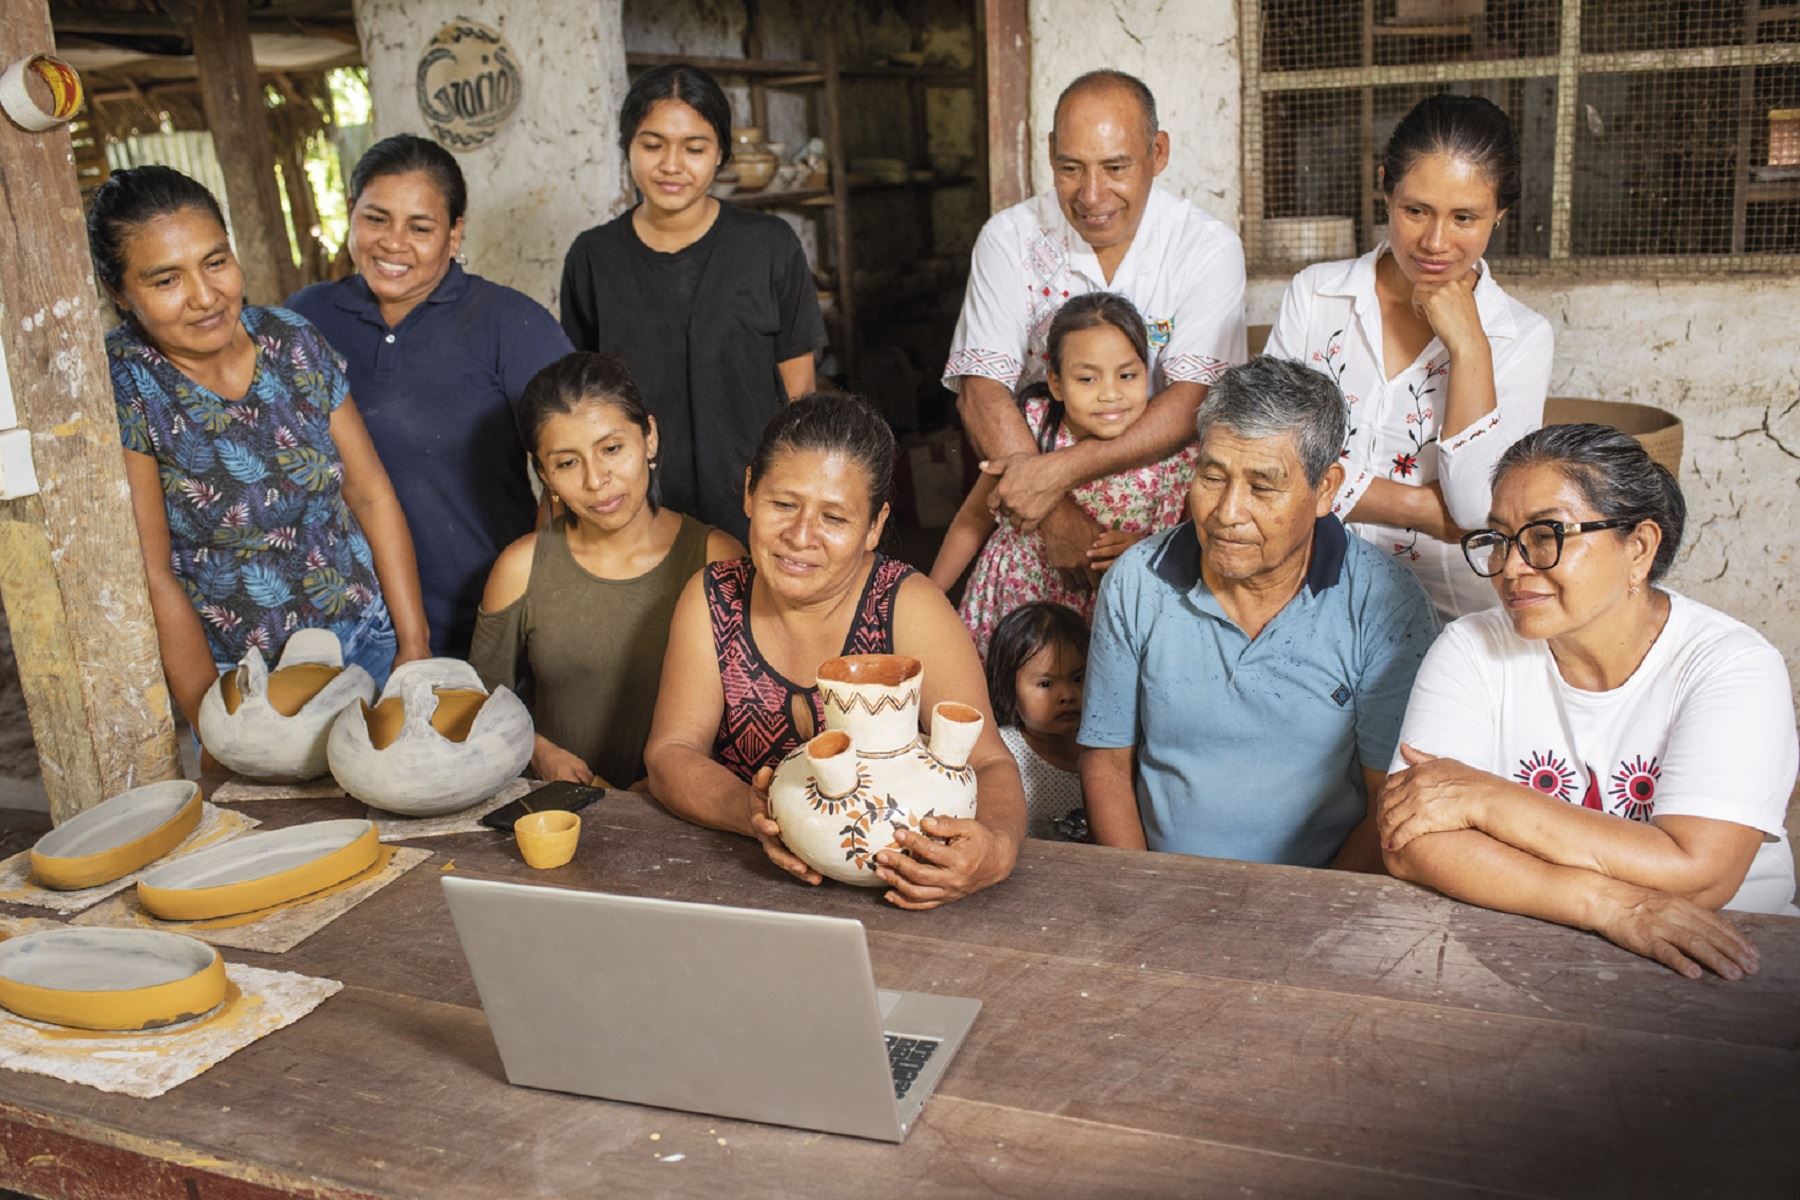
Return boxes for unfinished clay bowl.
[0,927,226,1031]
[29,780,203,891]
[197,628,375,782]
[136,818,379,922]
[514,809,580,869]
[327,658,533,817]
[766,655,981,886]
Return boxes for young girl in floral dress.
[930,293,1198,656]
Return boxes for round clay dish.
[30,780,203,891]
[136,819,379,921]
[0,927,226,1031]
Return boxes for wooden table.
[1,791,1796,1200]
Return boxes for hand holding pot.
[747,765,822,886]
[875,815,1017,912]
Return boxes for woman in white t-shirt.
[1380,424,1796,980]
[1268,94,1553,619]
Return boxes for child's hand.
[1086,528,1142,572]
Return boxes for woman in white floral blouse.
[1267,94,1554,619]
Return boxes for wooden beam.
[0,0,183,819]
[180,0,301,305]
[983,0,1030,211]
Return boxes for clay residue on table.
[0,964,342,1098]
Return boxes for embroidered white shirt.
[1267,243,1554,619]
[943,185,1247,394]
[1394,593,1798,915]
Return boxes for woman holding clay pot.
[644,394,1026,910]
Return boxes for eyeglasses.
[1460,518,1638,577]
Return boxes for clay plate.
[30,780,204,891]
[0,927,226,1031]
[136,818,380,922]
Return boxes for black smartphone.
[479,780,605,831]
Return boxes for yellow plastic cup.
[514,810,580,869]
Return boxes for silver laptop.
[440,876,980,1142]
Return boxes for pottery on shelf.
[766,655,982,886]
[0,927,226,1031]
[197,629,375,782]
[326,658,533,817]
[137,818,379,922]
[730,126,778,192]
[29,780,203,891]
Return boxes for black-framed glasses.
[1460,518,1638,577]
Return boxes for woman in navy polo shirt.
[290,135,572,658]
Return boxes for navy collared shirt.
[290,263,571,657]
[1079,516,1440,866]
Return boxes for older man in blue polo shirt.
[1080,356,1439,870]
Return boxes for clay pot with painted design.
[197,629,375,782]
[766,654,981,886]
[326,658,533,817]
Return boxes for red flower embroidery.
[1392,452,1419,478]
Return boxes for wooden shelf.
[1373,21,1476,38]
[726,187,835,209]
[623,52,824,90]
[847,175,976,193]
[840,64,976,85]
[1746,179,1800,203]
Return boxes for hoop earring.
[1628,582,1641,597]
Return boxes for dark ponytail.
[85,164,228,297]
[348,133,468,224]
[518,352,662,516]
[1492,424,1686,582]
[1381,93,1522,212]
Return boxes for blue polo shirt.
[1079,517,1439,866]
[289,263,571,658]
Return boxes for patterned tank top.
[707,553,914,781]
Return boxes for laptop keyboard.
[885,1035,941,1099]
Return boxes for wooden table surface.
[0,790,1795,1200]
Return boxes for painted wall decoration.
[416,19,521,151]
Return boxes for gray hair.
[1194,356,1347,487]
[1492,424,1686,582]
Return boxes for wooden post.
[982,0,1030,212]
[0,0,182,819]
[178,0,300,305]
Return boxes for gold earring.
[1628,582,1641,597]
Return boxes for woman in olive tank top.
[471,353,743,787]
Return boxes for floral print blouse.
[958,395,1199,656]
[109,306,382,666]
[1266,243,1554,619]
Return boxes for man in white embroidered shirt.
[943,69,1248,576]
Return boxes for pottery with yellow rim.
[29,780,203,891]
[327,658,533,817]
[197,628,375,782]
[137,818,379,922]
[0,928,227,1031]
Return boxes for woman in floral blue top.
[89,166,429,726]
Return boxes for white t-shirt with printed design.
[942,185,1247,395]
[1267,244,1554,620]
[1393,592,1798,914]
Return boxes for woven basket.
[1542,397,1684,480]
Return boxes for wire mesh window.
[1243,1,1800,274]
